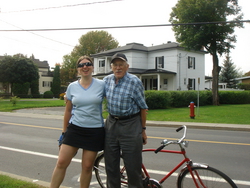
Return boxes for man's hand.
[142,131,147,145]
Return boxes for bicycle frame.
[94,125,237,188]
[142,148,192,185]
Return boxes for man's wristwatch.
[142,127,146,130]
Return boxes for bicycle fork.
[186,161,208,188]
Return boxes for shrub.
[10,96,20,106]
[145,90,172,109]
[43,91,54,98]
[219,90,250,104]
[59,93,65,100]
[169,91,198,107]
[238,83,250,90]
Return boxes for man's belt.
[110,112,140,120]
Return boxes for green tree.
[243,71,250,76]
[0,55,39,94]
[30,79,40,98]
[51,64,61,98]
[219,54,242,88]
[169,0,243,105]
[61,30,119,85]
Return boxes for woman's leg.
[50,144,78,188]
[80,149,98,188]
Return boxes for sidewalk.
[1,107,250,132]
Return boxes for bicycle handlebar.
[154,125,187,153]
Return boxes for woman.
[50,56,105,188]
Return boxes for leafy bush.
[144,90,250,109]
[145,90,171,109]
[43,91,54,98]
[59,93,65,100]
[10,96,20,106]
[238,83,250,90]
[169,91,198,107]
[219,91,250,104]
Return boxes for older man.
[103,53,148,188]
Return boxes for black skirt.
[62,123,105,151]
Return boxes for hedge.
[144,90,250,109]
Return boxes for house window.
[99,59,105,67]
[43,81,52,87]
[188,78,195,90]
[188,56,195,69]
[164,79,168,84]
[155,56,164,69]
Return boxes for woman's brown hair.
[76,56,93,67]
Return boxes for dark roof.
[93,68,176,77]
[91,42,207,57]
[0,56,49,69]
[32,59,49,68]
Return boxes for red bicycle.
[94,125,237,188]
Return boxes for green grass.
[0,99,65,112]
[0,174,46,188]
[145,104,250,124]
[0,99,250,124]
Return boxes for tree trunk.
[212,54,220,105]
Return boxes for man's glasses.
[77,62,93,68]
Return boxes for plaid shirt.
[104,72,148,116]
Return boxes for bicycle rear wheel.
[177,166,237,188]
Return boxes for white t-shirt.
[66,78,105,128]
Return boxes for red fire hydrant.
[188,101,196,119]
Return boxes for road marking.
[0,145,249,186]
[1,121,249,146]
[0,121,61,130]
[0,145,81,163]
[148,136,250,146]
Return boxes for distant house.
[32,58,53,94]
[0,56,53,95]
[91,42,207,91]
[232,76,250,84]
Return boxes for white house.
[91,42,207,91]
[32,58,53,94]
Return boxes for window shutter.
[188,56,190,68]
[162,56,164,68]
[155,57,157,69]
[194,79,196,90]
[193,58,195,69]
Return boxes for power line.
[0,0,123,13]
[0,20,249,32]
[0,19,74,47]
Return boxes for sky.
[0,0,249,76]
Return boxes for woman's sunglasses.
[77,62,93,68]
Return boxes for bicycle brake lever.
[161,139,168,145]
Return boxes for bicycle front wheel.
[177,166,237,188]
[94,153,106,188]
[94,152,129,188]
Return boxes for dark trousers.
[104,115,143,188]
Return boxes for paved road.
[0,108,250,188]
